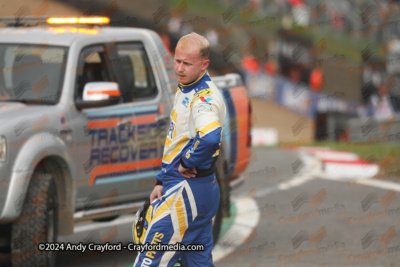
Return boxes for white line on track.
[212,196,260,262]
[351,178,400,192]
[278,175,316,190]
[235,186,277,200]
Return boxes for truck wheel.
[11,168,58,267]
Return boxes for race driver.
[133,32,226,266]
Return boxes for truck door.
[107,41,169,201]
[71,41,169,211]
[70,44,131,210]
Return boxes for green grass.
[294,25,387,64]
[166,0,385,65]
[300,28,363,63]
[303,141,400,174]
[167,0,226,17]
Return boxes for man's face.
[174,41,209,84]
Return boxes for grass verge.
[303,141,400,175]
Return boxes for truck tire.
[11,167,58,267]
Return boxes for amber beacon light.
[46,17,110,25]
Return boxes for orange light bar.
[49,27,99,34]
[78,17,109,24]
[46,17,110,25]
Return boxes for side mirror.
[75,82,121,110]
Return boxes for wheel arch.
[0,133,75,235]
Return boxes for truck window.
[0,44,67,104]
[115,43,157,101]
[75,45,113,100]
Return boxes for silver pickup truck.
[0,17,251,266]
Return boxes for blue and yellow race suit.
[134,71,226,266]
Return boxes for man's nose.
[177,63,184,72]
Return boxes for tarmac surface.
[50,148,400,267]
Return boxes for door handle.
[59,128,72,135]
[117,120,131,128]
[156,114,169,122]
[153,114,169,136]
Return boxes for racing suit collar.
[178,70,208,93]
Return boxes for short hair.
[177,32,210,59]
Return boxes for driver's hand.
[178,164,197,178]
[150,185,163,202]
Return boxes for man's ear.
[201,59,210,72]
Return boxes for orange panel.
[229,86,250,178]
[90,158,162,185]
[87,114,158,129]
[87,118,121,129]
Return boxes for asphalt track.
[214,148,400,267]
[50,147,400,266]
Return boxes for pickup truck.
[0,17,251,266]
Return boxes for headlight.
[0,136,6,162]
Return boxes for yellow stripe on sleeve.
[195,121,221,137]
